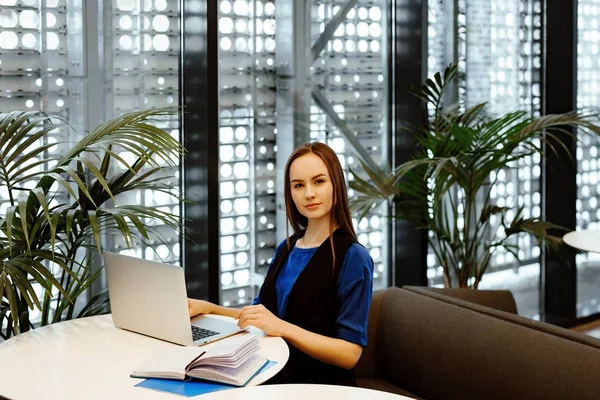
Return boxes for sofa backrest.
[423,287,518,315]
[366,286,600,400]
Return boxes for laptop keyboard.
[191,325,220,341]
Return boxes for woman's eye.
[315,179,324,184]
[294,183,303,188]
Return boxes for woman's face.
[289,153,334,224]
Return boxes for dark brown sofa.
[355,286,600,399]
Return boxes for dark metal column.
[540,0,577,324]
[389,0,428,287]
[180,0,220,302]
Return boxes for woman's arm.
[187,299,239,319]
[235,304,363,370]
[236,244,373,370]
[282,321,363,370]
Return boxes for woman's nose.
[304,186,316,198]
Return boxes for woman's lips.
[305,203,321,210]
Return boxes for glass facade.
[0,0,180,325]
[217,0,389,306]
[427,0,542,318]
[217,0,278,306]
[0,0,84,324]
[1,0,598,326]
[310,1,388,291]
[108,0,181,263]
[576,0,600,318]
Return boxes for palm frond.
[410,64,459,120]
[350,63,600,288]
[479,204,511,224]
[504,216,568,253]
[1,107,184,334]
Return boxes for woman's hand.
[187,298,214,317]
[235,304,289,337]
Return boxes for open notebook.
[131,334,268,387]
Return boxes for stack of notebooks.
[131,334,268,387]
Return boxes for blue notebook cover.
[135,360,277,397]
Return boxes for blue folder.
[135,360,277,397]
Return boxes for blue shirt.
[253,239,374,347]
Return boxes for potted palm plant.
[0,108,183,337]
[350,64,600,288]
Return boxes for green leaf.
[124,212,149,240]
[1,108,185,333]
[480,204,510,224]
[55,166,97,208]
[7,156,61,184]
[65,209,78,239]
[99,145,112,176]
[77,289,109,318]
[88,210,102,255]
[31,187,56,249]
[74,156,116,203]
[3,278,19,334]
[5,206,16,251]
[0,112,47,155]
[46,172,81,203]
[18,195,30,251]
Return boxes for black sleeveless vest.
[259,228,357,386]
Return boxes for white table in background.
[201,384,412,400]
[0,314,289,400]
[563,229,600,253]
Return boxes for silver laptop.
[104,251,244,346]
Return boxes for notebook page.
[131,347,205,379]
[190,335,259,368]
[187,354,267,386]
[194,341,260,368]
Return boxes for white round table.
[200,384,412,399]
[0,314,289,400]
[563,229,600,253]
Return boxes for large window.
[576,0,600,318]
[217,0,278,307]
[107,0,181,264]
[427,0,542,318]
[311,1,389,291]
[0,0,181,324]
[0,0,84,323]
[217,0,389,307]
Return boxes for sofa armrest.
[406,286,518,314]
[376,286,600,399]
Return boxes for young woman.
[188,142,374,386]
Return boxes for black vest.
[259,228,357,386]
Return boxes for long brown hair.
[284,142,357,261]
